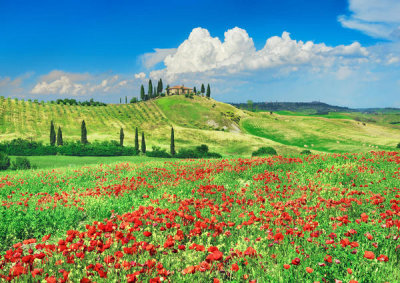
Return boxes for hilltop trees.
[193,86,197,94]
[206,84,211,98]
[157,79,163,95]
[148,80,153,99]
[140,85,145,101]
[135,127,139,152]
[81,120,88,144]
[50,121,56,146]
[120,128,125,147]
[201,84,205,95]
[141,132,146,154]
[170,127,175,156]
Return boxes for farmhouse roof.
[169,85,193,90]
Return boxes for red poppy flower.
[364,251,375,259]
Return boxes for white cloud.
[31,71,132,96]
[141,48,177,69]
[339,0,400,40]
[149,27,369,81]
[134,72,146,79]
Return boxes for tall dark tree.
[120,128,125,146]
[166,85,170,95]
[57,127,63,146]
[141,132,146,154]
[140,85,145,101]
[148,80,153,98]
[206,84,211,98]
[125,96,127,104]
[120,98,122,104]
[50,120,56,146]
[135,127,139,152]
[170,127,175,156]
[193,86,197,94]
[153,86,157,97]
[157,79,163,94]
[81,120,88,144]
[201,84,205,95]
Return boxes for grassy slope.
[1,96,399,155]
[241,111,400,152]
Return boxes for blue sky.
[1,0,399,107]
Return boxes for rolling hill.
[0,95,399,155]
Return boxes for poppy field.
[1,151,400,282]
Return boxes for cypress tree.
[157,79,163,94]
[201,84,205,94]
[120,98,122,104]
[81,120,88,144]
[135,127,139,152]
[125,96,127,104]
[57,127,63,146]
[50,120,56,146]
[170,127,175,156]
[193,86,197,94]
[141,132,146,154]
[140,85,145,101]
[120,128,124,146]
[166,85,170,95]
[206,84,211,98]
[153,86,157,97]
[148,80,153,98]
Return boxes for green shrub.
[175,144,221,159]
[252,147,277,157]
[0,152,10,170]
[11,157,31,170]
[397,143,400,148]
[195,144,209,154]
[300,149,312,155]
[146,146,171,158]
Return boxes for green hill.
[0,96,399,155]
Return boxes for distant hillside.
[1,96,399,155]
[230,101,354,114]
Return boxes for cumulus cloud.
[339,0,400,40]
[141,48,177,69]
[31,72,132,96]
[134,72,146,79]
[149,27,369,81]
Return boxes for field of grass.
[241,111,400,153]
[6,155,174,170]
[1,96,399,156]
[1,151,399,282]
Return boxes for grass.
[1,96,400,155]
[6,155,175,170]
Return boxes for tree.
[141,132,146,154]
[125,96,127,104]
[120,98,122,104]
[166,85,170,95]
[50,120,56,146]
[206,84,211,98]
[158,79,163,94]
[148,80,153,98]
[130,97,138,103]
[119,128,125,146]
[153,86,157,97]
[170,127,175,156]
[201,84,205,95]
[135,127,139,152]
[193,86,197,94]
[81,120,88,144]
[57,127,63,146]
[140,85,145,101]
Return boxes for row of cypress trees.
[50,121,63,146]
[51,120,178,156]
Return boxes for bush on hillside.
[11,157,31,170]
[0,152,10,170]
[175,144,222,159]
[0,139,139,156]
[300,149,312,155]
[252,147,277,157]
[397,143,400,148]
[146,146,171,158]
